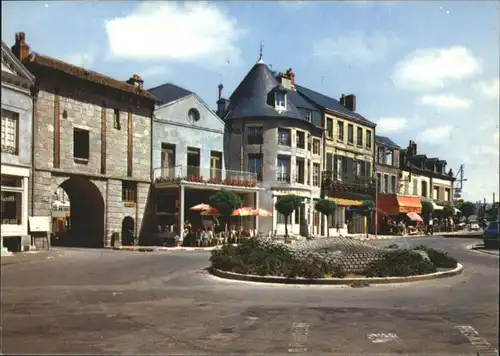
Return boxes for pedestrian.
[427,217,434,235]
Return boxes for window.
[305,110,312,122]
[326,118,333,138]
[334,156,343,181]
[275,92,286,108]
[186,147,200,176]
[326,153,333,171]
[73,128,90,160]
[247,126,263,145]
[337,121,344,141]
[210,151,222,181]
[377,173,382,192]
[113,109,121,130]
[412,179,418,195]
[122,181,137,205]
[295,158,305,184]
[296,131,305,149]
[445,188,451,202]
[161,143,176,173]
[248,153,263,181]
[347,124,354,144]
[404,180,409,194]
[313,163,320,186]
[187,108,200,123]
[356,127,363,146]
[1,176,23,225]
[391,175,396,193]
[278,128,291,146]
[276,155,290,182]
[421,181,428,197]
[1,109,18,155]
[312,139,320,155]
[383,174,389,192]
[366,131,372,149]
[433,186,440,200]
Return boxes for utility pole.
[453,164,467,200]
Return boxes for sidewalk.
[108,245,229,252]
[349,230,483,241]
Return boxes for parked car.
[483,221,500,249]
[470,223,480,231]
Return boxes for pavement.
[1,237,498,355]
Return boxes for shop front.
[377,194,423,233]
[327,197,366,235]
[1,166,30,253]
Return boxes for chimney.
[340,93,356,111]
[216,84,229,118]
[126,74,144,89]
[11,32,30,62]
[286,68,295,88]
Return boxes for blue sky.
[2,1,499,202]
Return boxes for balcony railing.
[321,170,375,187]
[153,165,258,188]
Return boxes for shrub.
[362,250,436,277]
[210,239,346,278]
[412,245,458,268]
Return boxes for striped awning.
[328,197,364,207]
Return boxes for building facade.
[295,85,376,234]
[148,83,261,243]
[399,140,455,213]
[219,61,324,236]
[1,39,35,253]
[13,33,156,248]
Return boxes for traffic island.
[209,238,463,286]
[467,243,500,256]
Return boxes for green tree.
[314,199,337,237]
[208,190,243,231]
[421,199,434,223]
[275,194,302,242]
[457,201,475,223]
[443,204,455,218]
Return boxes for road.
[1,237,498,355]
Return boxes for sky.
[2,1,499,203]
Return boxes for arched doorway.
[51,177,105,248]
[121,216,135,246]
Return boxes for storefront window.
[1,191,22,225]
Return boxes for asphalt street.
[1,237,498,355]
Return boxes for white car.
[470,223,480,231]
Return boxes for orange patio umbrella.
[250,208,272,217]
[190,203,211,211]
[200,207,253,216]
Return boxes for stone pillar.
[179,184,185,241]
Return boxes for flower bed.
[209,238,459,279]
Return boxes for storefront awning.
[377,194,422,215]
[328,197,364,207]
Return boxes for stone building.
[374,135,401,195]
[12,33,156,248]
[294,83,376,235]
[146,83,260,242]
[218,58,324,236]
[1,39,35,254]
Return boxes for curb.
[355,233,483,241]
[107,246,224,252]
[210,263,463,285]
[466,244,500,256]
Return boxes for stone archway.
[121,216,135,246]
[52,176,105,248]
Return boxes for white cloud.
[279,1,308,8]
[392,46,482,90]
[139,66,170,79]
[416,125,453,144]
[104,2,245,67]
[375,117,408,134]
[474,78,500,100]
[312,33,398,64]
[420,93,471,110]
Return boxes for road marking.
[454,325,498,355]
[367,332,399,343]
[288,322,310,353]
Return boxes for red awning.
[377,194,422,215]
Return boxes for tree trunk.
[284,218,288,243]
[326,214,329,237]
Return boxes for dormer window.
[305,110,312,122]
[275,92,286,108]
